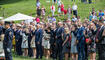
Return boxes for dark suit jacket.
[35,28,43,43]
[3,28,13,49]
[55,27,64,43]
[98,26,105,44]
[49,29,56,44]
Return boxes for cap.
[5,21,11,25]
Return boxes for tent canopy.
[4,13,34,21]
[0,17,3,20]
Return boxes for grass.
[0,0,105,21]
[0,0,105,60]
[12,51,98,60]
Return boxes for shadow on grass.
[0,0,23,5]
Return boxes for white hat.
[16,24,21,27]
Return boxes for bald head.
[58,22,63,27]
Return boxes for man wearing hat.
[14,24,23,56]
[3,21,13,60]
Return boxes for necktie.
[57,28,60,32]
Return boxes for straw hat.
[16,24,21,27]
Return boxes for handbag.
[85,38,91,44]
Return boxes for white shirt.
[72,5,77,10]
[51,5,55,12]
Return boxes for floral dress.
[87,29,96,53]
[21,32,28,49]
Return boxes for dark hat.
[5,21,11,25]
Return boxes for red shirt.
[64,9,67,14]
[61,4,64,12]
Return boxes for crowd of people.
[1,0,105,60]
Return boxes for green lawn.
[0,0,105,60]
[0,0,105,21]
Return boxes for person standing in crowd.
[37,7,42,17]
[34,24,43,59]
[81,0,87,3]
[3,22,13,60]
[62,28,70,60]
[84,22,97,60]
[28,25,33,57]
[72,15,77,22]
[89,12,93,21]
[55,22,64,60]
[92,12,97,20]
[50,4,55,16]
[77,23,86,60]
[43,27,51,59]
[98,10,104,20]
[57,0,61,7]
[41,6,46,18]
[61,3,64,15]
[91,8,96,15]
[0,22,4,35]
[52,0,57,4]
[96,20,105,60]
[89,0,92,4]
[67,5,72,20]
[50,23,57,60]
[71,24,78,60]
[21,27,29,57]
[31,26,36,58]
[64,9,68,19]
[11,24,16,52]
[14,24,23,56]
[36,0,41,8]
[58,5,61,16]
[72,3,78,17]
